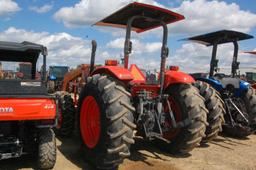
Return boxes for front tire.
[38,128,56,170]
[159,84,207,154]
[78,74,136,169]
[55,92,75,137]
[194,81,225,142]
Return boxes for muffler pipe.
[90,40,97,74]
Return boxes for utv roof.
[0,41,47,62]
[184,30,254,46]
[95,2,185,33]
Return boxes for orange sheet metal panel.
[129,64,146,83]
[0,98,56,121]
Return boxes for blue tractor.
[186,30,256,137]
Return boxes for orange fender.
[91,66,134,81]
[164,70,195,89]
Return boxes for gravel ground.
[1,134,256,170]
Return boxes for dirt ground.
[1,134,256,170]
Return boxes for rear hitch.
[0,137,23,160]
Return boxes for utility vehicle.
[0,41,57,169]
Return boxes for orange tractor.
[57,3,212,169]
[52,64,91,137]
[62,2,208,169]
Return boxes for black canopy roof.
[184,30,254,46]
[0,41,47,62]
[95,2,185,33]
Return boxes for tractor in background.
[47,66,69,93]
[0,41,57,169]
[53,64,91,137]
[18,62,32,79]
[186,30,256,138]
[61,3,209,169]
[244,51,256,89]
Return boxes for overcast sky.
[0,0,256,74]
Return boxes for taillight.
[169,66,179,71]
[105,60,118,66]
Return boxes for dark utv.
[0,41,57,169]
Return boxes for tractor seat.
[219,77,240,89]
[213,73,227,80]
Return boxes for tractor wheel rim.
[80,96,101,148]
[163,97,182,140]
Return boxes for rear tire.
[194,81,225,142]
[242,87,256,127]
[78,74,136,169]
[224,87,256,137]
[158,84,207,154]
[55,92,75,137]
[38,128,56,170]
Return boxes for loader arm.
[61,64,90,91]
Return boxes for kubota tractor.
[186,30,256,137]
[75,3,208,169]
[0,41,57,169]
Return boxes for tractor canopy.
[184,30,253,46]
[183,30,254,77]
[94,2,185,33]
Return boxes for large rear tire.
[78,74,136,169]
[242,87,256,128]
[55,92,76,137]
[158,84,207,154]
[38,128,56,170]
[194,81,225,142]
